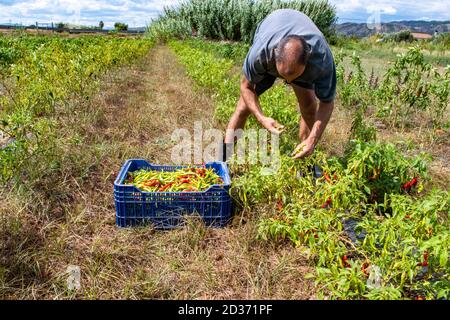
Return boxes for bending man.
[223,9,336,160]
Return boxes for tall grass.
[147,0,337,43]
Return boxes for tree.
[395,30,413,42]
[114,22,128,32]
[55,22,66,33]
[99,21,104,30]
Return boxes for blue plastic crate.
[114,159,232,229]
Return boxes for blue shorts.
[255,75,314,96]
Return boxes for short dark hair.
[275,35,311,65]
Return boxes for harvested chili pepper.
[144,179,160,187]
[125,166,223,192]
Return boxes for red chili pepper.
[342,255,351,268]
[144,179,160,187]
[323,172,332,183]
[321,198,332,208]
[423,251,429,261]
[402,177,418,191]
[158,182,174,192]
[277,198,283,212]
[361,262,370,276]
[417,261,429,267]
[180,179,190,184]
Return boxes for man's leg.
[218,95,251,161]
[292,84,322,178]
[224,95,251,144]
[292,84,317,142]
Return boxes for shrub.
[114,22,128,32]
[383,30,414,43]
[147,0,337,43]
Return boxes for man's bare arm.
[240,75,283,134]
[308,100,334,145]
[240,75,265,121]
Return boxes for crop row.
[0,35,153,184]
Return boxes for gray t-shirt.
[243,9,336,102]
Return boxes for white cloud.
[0,1,449,27]
[331,0,449,20]
[0,0,180,27]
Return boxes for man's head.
[275,35,310,84]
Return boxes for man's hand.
[259,116,285,135]
[292,100,334,159]
[291,138,315,159]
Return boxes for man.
[223,9,336,160]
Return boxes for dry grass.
[0,45,316,299]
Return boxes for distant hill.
[336,20,450,38]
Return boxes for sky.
[0,0,449,28]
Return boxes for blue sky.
[1,0,449,28]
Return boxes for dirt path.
[2,45,316,299]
